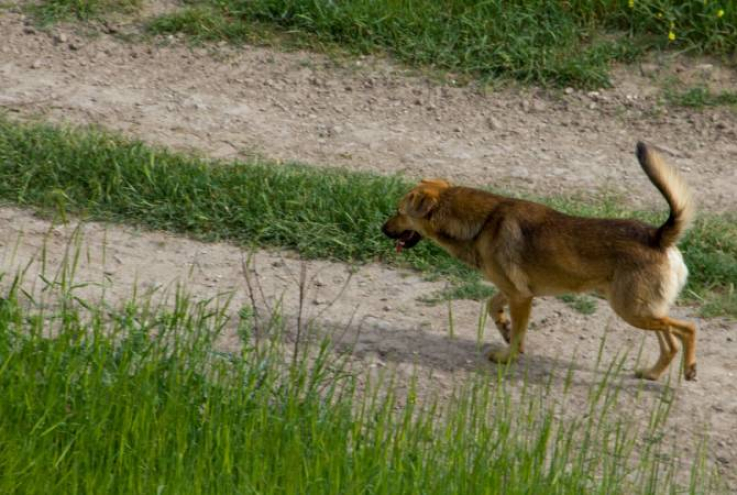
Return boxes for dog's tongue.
[395,240,405,253]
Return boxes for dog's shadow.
[336,319,671,399]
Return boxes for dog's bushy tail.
[636,142,695,249]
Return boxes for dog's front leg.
[487,292,511,344]
[488,297,532,364]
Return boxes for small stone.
[23,26,35,35]
[486,117,500,130]
[531,99,548,112]
[31,59,41,69]
[382,305,392,312]
[564,87,575,95]
[639,63,659,77]
[695,63,714,75]
[68,42,80,51]
[373,320,390,332]
[510,166,529,179]
[453,126,462,133]
[53,33,68,44]
[313,278,326,287]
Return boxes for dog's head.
[382,179,451,253]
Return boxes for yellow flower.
[628,0,634,8]
[657,12,663,18]
[668,31,676,41]
[717,9,724,18]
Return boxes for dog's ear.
[420,178,451,189]
[405,190,437,218]
[403,179,450,218]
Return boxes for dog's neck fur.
[426,187,503,268]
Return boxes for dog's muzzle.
[382,224,422,253]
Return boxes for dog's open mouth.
[395,230,422,253]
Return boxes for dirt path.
[1,3,737,489]
[1,7,737,212]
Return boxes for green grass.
[418,279,497,306]
[27,0,141,23]
[0,266,722,493]
[146,0,737,88]
[558,294,599,316]
[666,86,737,109]
[0,116,736,316]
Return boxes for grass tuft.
[666,86,737,109]
[418,279,496,306]
[557,294,599,316]
[28,0,141,23]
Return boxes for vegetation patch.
[665,86,737,109]
[146,0,736,88]
[0,116,735,316]
[28,0,141,23]
[418,279,497,306]
[557,294,599,316]
[0,273,722,493]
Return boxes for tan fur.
[382,142,698,381]
[636,142,695,248]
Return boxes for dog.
[382,142,697,381]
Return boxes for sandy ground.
[1,3,736,490]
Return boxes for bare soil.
[1,3,736,490]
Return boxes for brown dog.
[382,142,696,381]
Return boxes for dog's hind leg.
[664,317,697,380]
[619,315,696,381]
[636,329,678,381]
[487,292,511,344]
[488,296,532,364]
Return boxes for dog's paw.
[487,348,514,364]
[635,368,661,381]
[685,363,697,381]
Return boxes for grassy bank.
[0,116,735,315]
[26,0,737,87]
[0,271,720,493]
[146,0,737,87]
